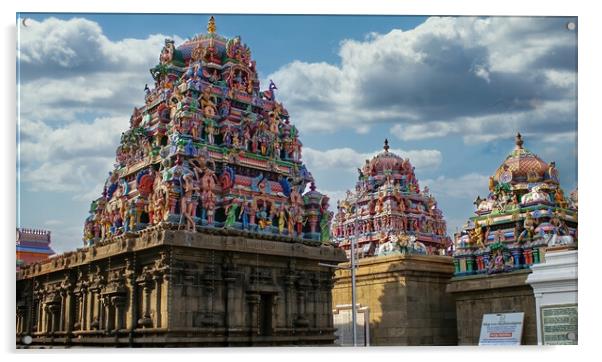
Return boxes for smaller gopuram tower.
[16,228,55,271]
[452,133,578,276]
[447,133,578,346]
[331,140,457,346]
[331,139,451,258]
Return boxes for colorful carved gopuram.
[331,140,452,258]
[452,133,578,276]
[16,17,346,348]
[82,16,331,245]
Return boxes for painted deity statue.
[320,211,333,242]
[555,188,568,208]
[471,223,485,249]
[277,204,287,235]
[257,205,270,231]
[204,190,216,225]
[286,206,295,237]
[240,199,251,230]
[181,173,200,231]
[487,249,509,274]
[224,199,240,228]
[518,212,536,243]
[550,210,568,235]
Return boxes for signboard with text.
[541,304,578,345]
[479,312,524,346]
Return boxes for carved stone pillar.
[104,296,114,333]
[48,303,61,334]
[284,274,296,329]
[297,291,306,318]
[100,296,106,332]
[89,290,99,330]
[59,291,66,332]
[64,290,75,341]
[153,274,162,328]
[112,295,126,331]
[272,295,280,331]
[325,278,334,328]
[16,309,23,335]
[126,268,137,334]
[43,305,50,334]
[295,278,309,328]
[311,279,319,328]
[137,282,153,328]
[224,269,237,330]
[202,264,216,326]
[37,297,44,333]
[77,289,88,330]
[247,293,260,335]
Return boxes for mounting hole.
[21,335,32,345]
[567,22,576,31]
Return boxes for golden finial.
[207,16,216,34]
[515,132,524,149]
[384,138,390,152]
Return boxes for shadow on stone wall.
[369,261,457,346]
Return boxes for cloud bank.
[268,17,577,143]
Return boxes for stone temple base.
[446,269,537,345]
[16,225,346,347]
[332,254,457,346]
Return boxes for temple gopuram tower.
[331,139,451,257]
[447,133,578,345]
[331,140,457,346]
[16,17,345,347]
[451,133,577,276]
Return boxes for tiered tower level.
[453,133,578,276]
[331,140,451,258]
[83,17,332,245]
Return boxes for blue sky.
[17,14,578,252]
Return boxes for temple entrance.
[258,293,273,336]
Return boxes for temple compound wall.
[16,225,346,347]
[446,269,537,345]
[332,254,457,346]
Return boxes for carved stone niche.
[294,273,312,328]
[103,269,128,296]
[136,267,154,328]
[248,267,274,288]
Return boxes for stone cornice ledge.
[17,224,346,279]
[446,269,532,294]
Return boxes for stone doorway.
[258,293,273,336]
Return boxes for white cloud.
[390,122,454,141]
[389,98,576,144]
[18,17,183,124]
[544,69,576,89]
[17,17,181,198]
[19,115,126,197]
[422,173,490,199]
[303,146,442,173]
[268,17,577,143]
[49,225,86,253]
